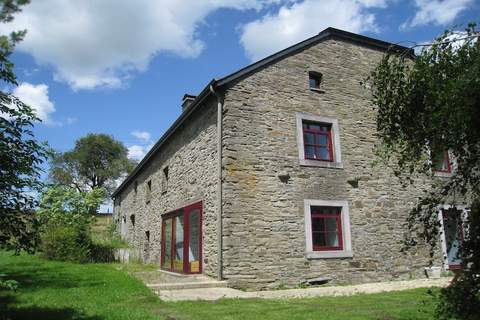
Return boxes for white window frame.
[437,204,469,270]
[296,112,343,168]
[304,199,353,259]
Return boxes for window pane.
[325,231,339,247]
[309,78,318,88]
[325,217,338,232]
[304,132,314,145]
[316,134,328,146]
[312,232,326,247]
[174,214,184,272]
[318,147,330,160]
[309,123,321,131]
[433,151,450,172]
[305,146,315,159]
[188,209,201,273]
[312,217,325,232]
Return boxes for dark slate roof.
[112,27,413,198]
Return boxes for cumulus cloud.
[0,0,280,90]
[127,143,154,161]
[131,130,151,142]
[240,0,388,61]
[13,82,56,125]
[402,0,474,29]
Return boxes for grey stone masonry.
[220,38,441,290]
[113,96,219,278]
[114,31,447,291]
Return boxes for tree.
[0,0,47,254]
[37,186,106,262]
[50,133,135,195]
[367,23,479,320]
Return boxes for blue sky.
[3,0,479,165]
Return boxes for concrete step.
[147,280,228,290]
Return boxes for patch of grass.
[0,251,438,320]
[91,216,129,249]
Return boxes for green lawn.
[0,251,438,320]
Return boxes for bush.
[40,225,91,263]
[436,199,480,320]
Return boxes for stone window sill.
[299,159,343,169]
[310,88,325,93]
[434,171,453,178]
[306,250,353,259]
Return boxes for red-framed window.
[433,151,451,173]
[303,121,333,161]
[311,206,343,251]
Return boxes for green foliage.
[0,274,18,291]
[38,186,106,227]
[49,133,136,196]
[37,186,106,262]
[367,23,480,320]
[436,199,480,320]
[0,0,47,254]
[40,225,91,263]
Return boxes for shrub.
[37,186,106,263]
[40,225,91,263]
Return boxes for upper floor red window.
[311,206,343,251]
[303,121,333,161]
[433,151,451,173]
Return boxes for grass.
[0,251,439,320]
[90,215,129,250]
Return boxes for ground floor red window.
[311,206,343,251]
[161,201,202,274]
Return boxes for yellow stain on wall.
[225,161,258,193]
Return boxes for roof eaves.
[112,79,216,198]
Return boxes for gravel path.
[158,277,452,301]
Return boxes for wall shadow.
[0,295,103,320]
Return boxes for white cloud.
[0,0,280,90]
[131,130,151,142]
[240,0,388,61]
[127,143,154,161]
[13,82,56,125]
[403,0,474,29]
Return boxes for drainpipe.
[210,83,223,281]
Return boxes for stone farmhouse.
[112,27,465,290]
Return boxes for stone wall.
[113,96,219,278]
[221,38,442,290]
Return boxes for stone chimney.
[182,94,196,112]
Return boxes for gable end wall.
[221,38,440,289]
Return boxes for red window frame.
[311,206,343,251]
[303,121,334,162]
[434,151,451,173]
[160,201,203,274]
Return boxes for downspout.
[210,83,223,280]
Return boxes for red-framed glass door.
[442,209,464,270]
[161,201,202,274]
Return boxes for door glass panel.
[443,210,462,267]
[188,209,201,273]
[162,219,172,269]
[173,214,184,272]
